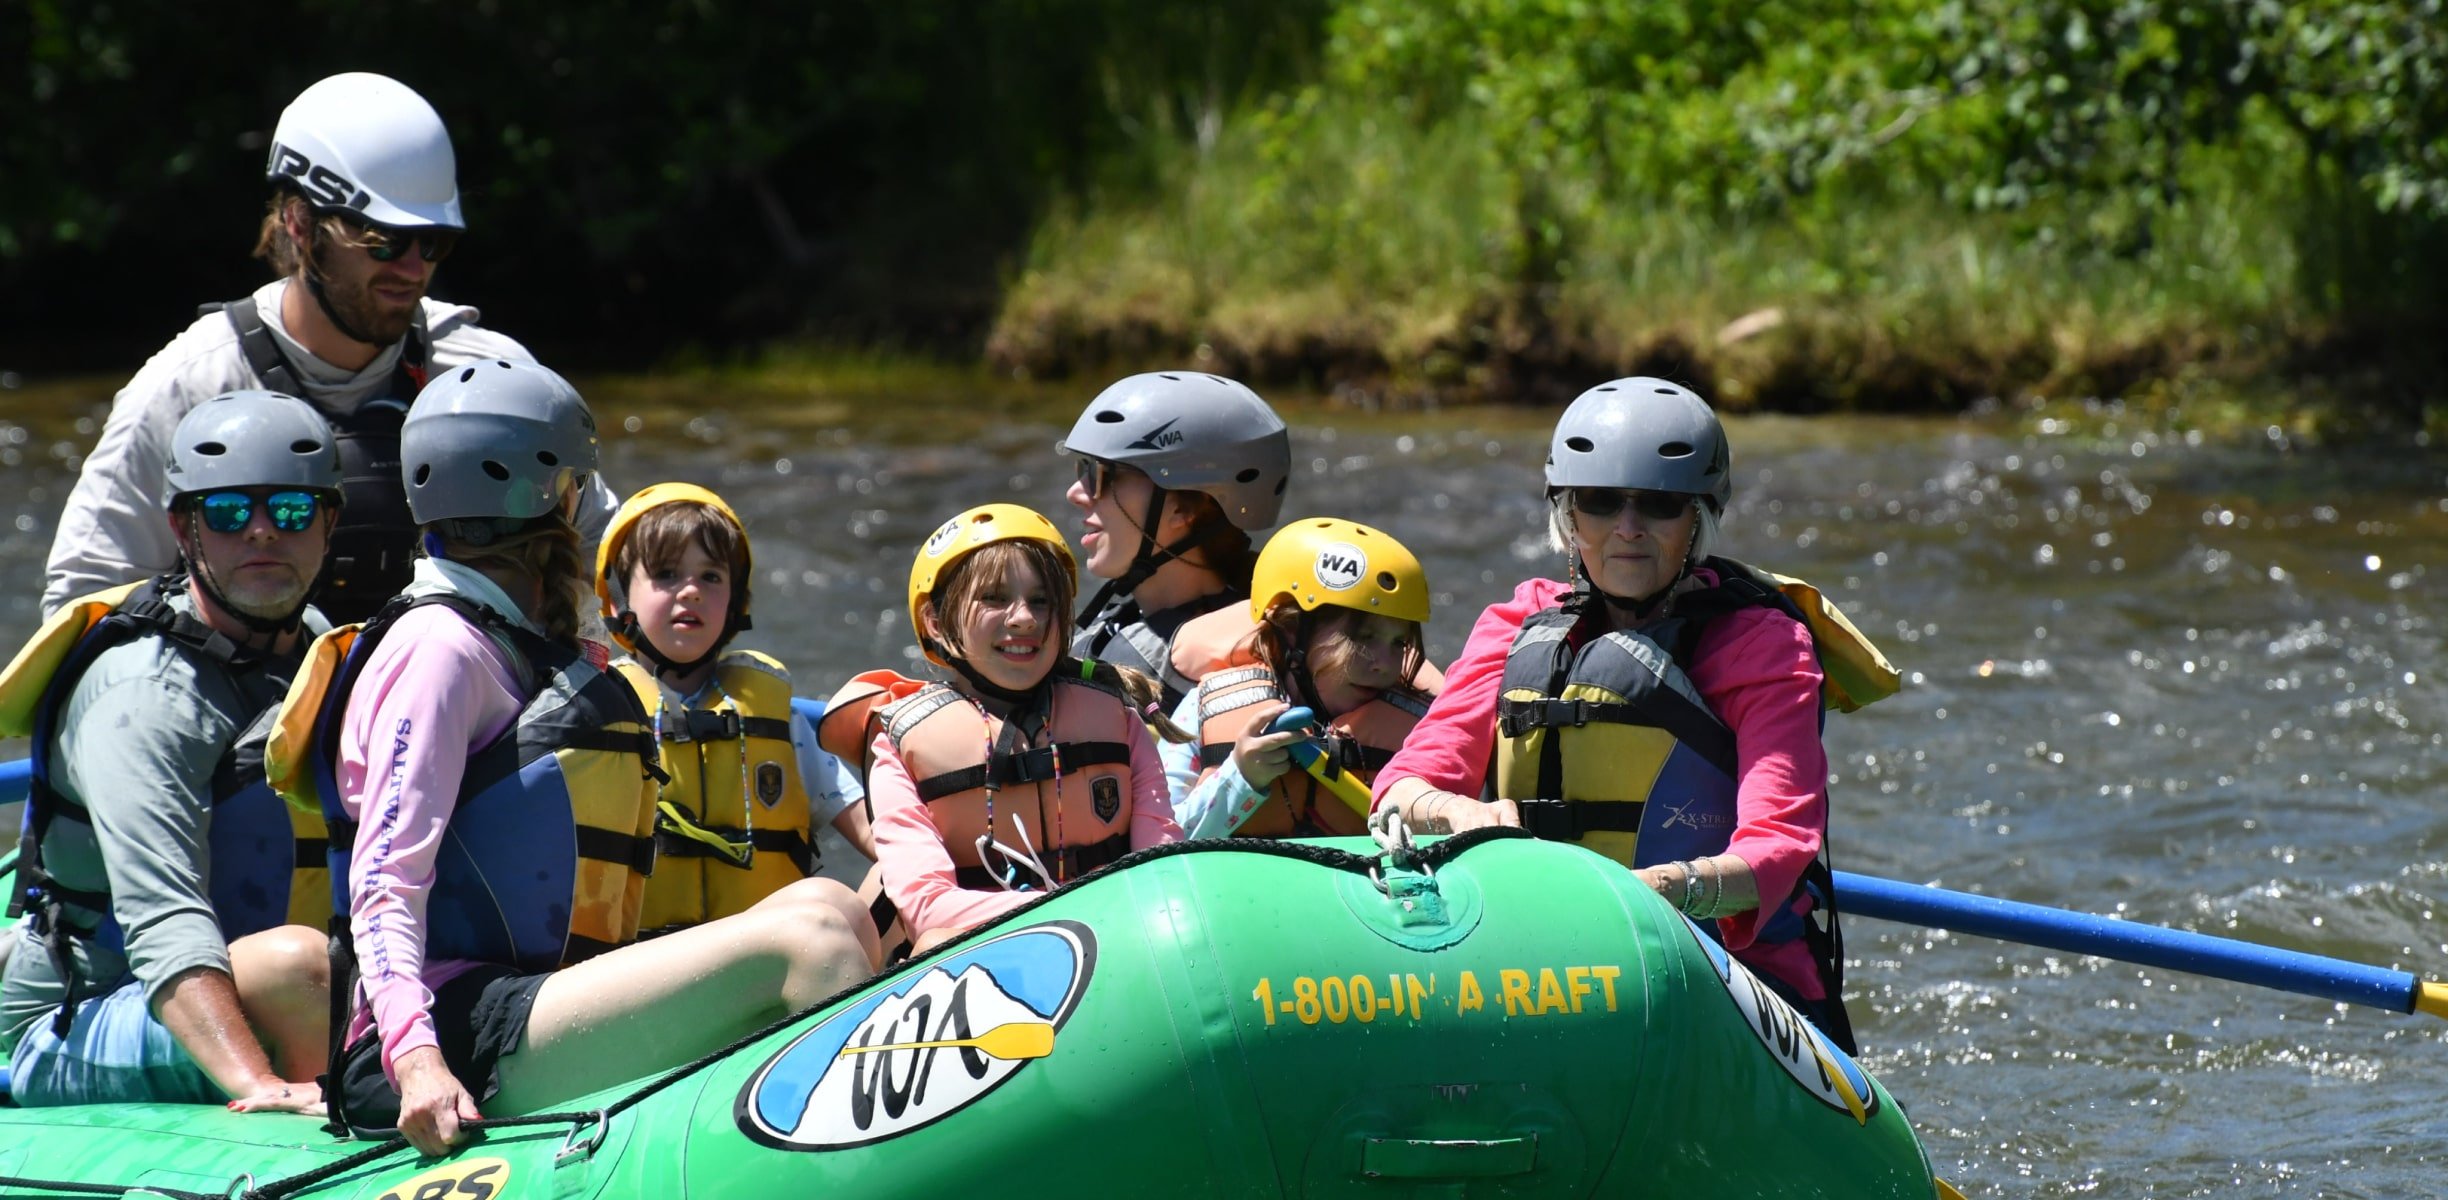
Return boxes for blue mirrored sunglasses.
[194,490,325,534]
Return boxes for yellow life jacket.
[267,591,662,971]
[617,652,816,934]
[0,577,330,941]
[1490,556,1895,875]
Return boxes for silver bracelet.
[1695,856,1719,918]
[1676,860,1702,914]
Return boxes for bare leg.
[492,878,874,1111]
[229,924,331,1081]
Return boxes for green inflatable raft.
[0,832,1942,1198]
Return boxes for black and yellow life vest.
[615,652,816,934]
[0,577,329,1032]
[1492,556,1896,875]
[267,590,663,972]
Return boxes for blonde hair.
[436,512,589,645]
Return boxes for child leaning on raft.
[594,483,877,936]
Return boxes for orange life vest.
[877,675,1142,890]
[1192,664,1433,838]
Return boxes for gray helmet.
[401,359,597,525]
[1544,377,1731,511]
[1058,371,1290,530]
[164,390,343,503]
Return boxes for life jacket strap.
[1517,797,1646,841]
[663,710,792,744]
[912,739,1133,804]
[1497,696,1647,737]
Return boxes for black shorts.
[332,964,551,1135]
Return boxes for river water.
[2,376,2442,1196]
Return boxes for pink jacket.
[1374,571,1830,998]
[335,603,527,1084]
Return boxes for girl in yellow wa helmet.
[1163,518,1440,839]
[849,504,1184,950]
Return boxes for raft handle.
[556,1109,609,1165]
[1360,1134,1539,1179]
[220,1173,258,1200]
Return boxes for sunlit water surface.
[2,377,2442,1195]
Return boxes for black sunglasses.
[1075,457,1116,501]
[1570,488,1694,522]
[191,490,326,534]
[333,214,459,264]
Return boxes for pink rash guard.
[335,602,527,1083]
[1373,570,1830,998]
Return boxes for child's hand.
[1231,702,1311,790]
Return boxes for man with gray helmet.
[1059,371,1292,708]
[0,391,342,1112]
[41,71,617,625]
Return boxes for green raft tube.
[0,832,1942,1198]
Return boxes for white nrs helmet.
[265,73,462,230]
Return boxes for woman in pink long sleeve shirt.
[1373,377,1847,1035]
[320,361,876,1158]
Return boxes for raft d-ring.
[221,1172,258,1200]
[556,1110,609,1164]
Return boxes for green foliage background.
[6,0,2443,414]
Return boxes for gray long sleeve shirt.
[0,592,314,1051]
[40,278,618,617]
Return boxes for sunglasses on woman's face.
[334,215,459,264]
[193,490,326,534]
[1570,488,1694,522]
[1075,457,1116,502]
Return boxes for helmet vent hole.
[1596,385,1617,392]
[1273,478,1287,495]
[482,460,511,481]
[1094,410,1125,424]
[1564,436,1595,453]
[458,367,477,384]
[289,439,320,453]
[537,450,559,467]
[1659,441,1695,458]
[1654,385,1680,395]
[413,464,432,485]
[196,441,227,456]
[1235,468,1261,483]
[1157,373,1181,382]
[1376,571,1398,590]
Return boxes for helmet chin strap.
[926,635,1051,708]
[1568,535,1698,621]
[611,606,752,682]
[1073,484,1213,630]
[1281,610,1331,717]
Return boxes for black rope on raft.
[227,833,1539,1199]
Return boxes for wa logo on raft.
[1681,914,1879,1125]
[736,921,1098,1150]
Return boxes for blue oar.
[1834,870,2448,1021]
[1263,706,1377,820]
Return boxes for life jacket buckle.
[674,710,742,743]
[1517,798,1581,840]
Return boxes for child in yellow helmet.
[596,483,876,936]
[835,504,1184,950]
[1163,518,1442,839]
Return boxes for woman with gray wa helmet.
[1059,371,1292,710]
[1371,378,1897,1045]
[266,360,877,1156]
